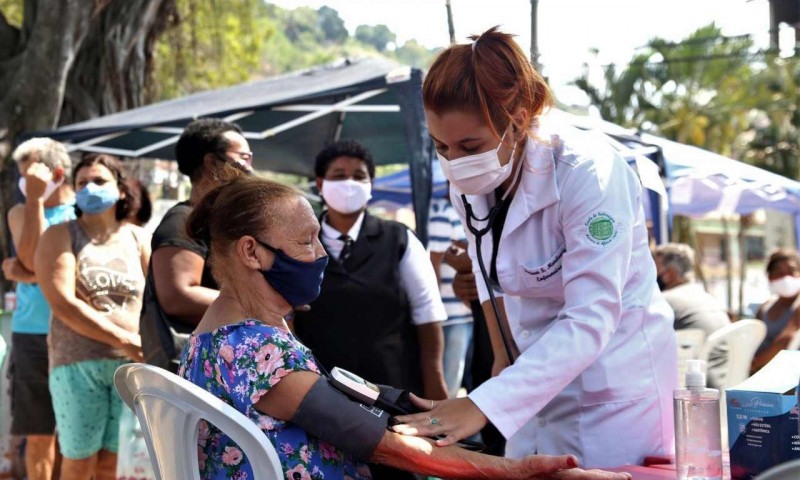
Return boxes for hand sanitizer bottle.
[674,359,723,480]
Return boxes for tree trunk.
[0,0,176,293]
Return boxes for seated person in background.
[179,175,629,480]
[654,243,730,389]
[752,249,800,372]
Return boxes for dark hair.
[72,153,133,221]
[654,243,695,279]
[314,140,376,179]
[186,176,302,281]
[126,178,153,226]
[175,118,243,180]
[766,249,800,275]
[423,26,553,139]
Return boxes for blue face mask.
[76,182,120,214]
[255,238,328,308]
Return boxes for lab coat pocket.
[516,244,566,297]
[580,307,654,406]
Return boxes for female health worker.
[394,27,678,468]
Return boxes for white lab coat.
[456,118,678,468]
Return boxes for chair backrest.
[114,363,283,480]
[754,459,800,480]
[675,328,707,387]
[699,319,767,389]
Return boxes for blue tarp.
[372,159,448,204]
[641,133,800,216]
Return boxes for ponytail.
[423,26,553,139]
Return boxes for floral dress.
[179,320,372,480]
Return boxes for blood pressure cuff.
[291,376,389,461]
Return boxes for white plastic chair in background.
[675,328,706,388]
[698,319,767,451]
[754,459,800,480]
[114,363,283,480]
[699,319,767,390]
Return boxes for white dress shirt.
[320,212,447,326]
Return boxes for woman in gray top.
[36,153,150,480]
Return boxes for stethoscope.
[459,156,525,366]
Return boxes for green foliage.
[149,2,440,102]
[149,0,273,101]
[392,39,441,69]
[574,24,800,179]
[0,0,22,27]
[741,56,800,179]
[355,24,396,52]
[573,24,756,156]
[318,5,348,44]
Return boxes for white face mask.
[769,275,800,298]
[322,179,372,214]
[18,176,63,201]
[437,129,518,195]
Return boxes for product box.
[726,350,800,479]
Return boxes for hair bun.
[186,183,226,243]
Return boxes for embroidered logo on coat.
[585,212,617,246]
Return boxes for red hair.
[423,26,553,139]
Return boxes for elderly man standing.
[2,138,76,480]
[654,243,730,389]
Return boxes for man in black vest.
[292,140,448,480]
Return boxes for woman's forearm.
[50,297,136,349]
[371,431,520,479]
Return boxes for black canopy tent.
[35,57,435,241]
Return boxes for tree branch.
[0,0,96,137]
[0,10,20,60]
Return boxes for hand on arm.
[393,395,488,446]
[259,371,629,479]
[452,271,479,305]
[443,240,472,273]
[151,246,218,325]
[2,257,36,283]
[15,163,55,270]
[35,225,143,360]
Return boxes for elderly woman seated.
[179,175,629,480]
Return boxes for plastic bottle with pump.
[674,359,723,480]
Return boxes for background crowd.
[1,111,799,480]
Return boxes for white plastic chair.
[699,319,767,389]
[754,459,800,480]
[698,319,767,451]
[114,363,283,480]
[675,328,706,387]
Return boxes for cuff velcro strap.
[291,377,389,461]
[375,385,422,416]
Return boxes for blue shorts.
[50,359,127,459]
